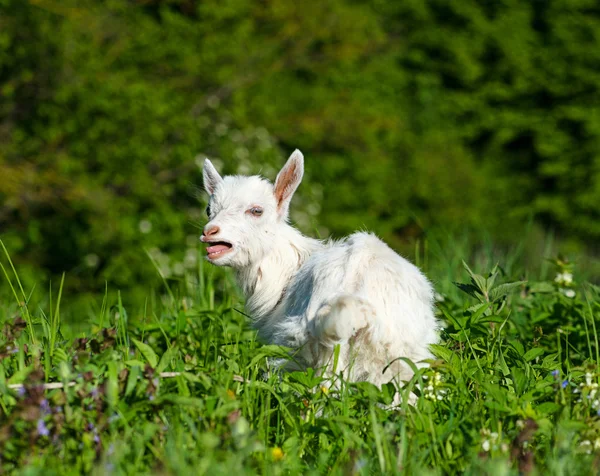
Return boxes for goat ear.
[273,149,304,219]
[203,159,223,195]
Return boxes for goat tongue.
[206,243,230,255]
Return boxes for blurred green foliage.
[1,0,599,295]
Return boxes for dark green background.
[1,0,599,297]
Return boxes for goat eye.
[248,207,263,217]
[205,205,211,217]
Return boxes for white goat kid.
[201,150,439,390]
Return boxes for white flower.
[555,272,573,286]
[139,220,152,234]
[580,440,592,454]
[422,371,447,400]
[482,440,490,452]
[561,288,576,298]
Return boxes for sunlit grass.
[0,241,599,475]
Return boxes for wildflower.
[560,288,576,298]
[516,419,525,429]
[562,380,568,389]
[555,272,573,286]
[551,370,559,378]
[17,386,25,397]
[422,371,447,401]
[582,372,599,398]
[37,419,50,437]
[271,447,284,461]
[480,429,500,453]
[320,386,329,395]
[580,440,592,454]
[40,399,51,415]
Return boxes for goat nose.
[202,225,220,237]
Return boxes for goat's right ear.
[203,159,223,195]
[274,149,304,220]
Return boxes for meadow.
[3,1,600,474]
[1,238,599,475]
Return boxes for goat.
[201,150,439,392]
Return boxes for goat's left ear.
[274,149,304,220]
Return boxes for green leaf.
[529,282,555,294]
[156,345,179,374]
[430,344,454,363]
[124,359,147,368]
[523,347,546,362]
[125,365,140,397]
[484,401,512,413]
[489,281,527,301]
[536,402,561,415]
[131,338,158,368]
[454,282,481,299]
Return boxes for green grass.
[1,242,600,475]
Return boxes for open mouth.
[205,241,233,260]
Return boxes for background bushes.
[1,0,599,296]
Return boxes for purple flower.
[562,380,568,389]
[91,387,100,398]
[87,422,95,431]
[37,419,50,437]
[94,434,100,444]
[40,399,51,415]
[551,370,560,378]
[148,395,155,401]
[17,386,26,397]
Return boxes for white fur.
[201,149,439,388]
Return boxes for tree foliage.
[1,0,599,292]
